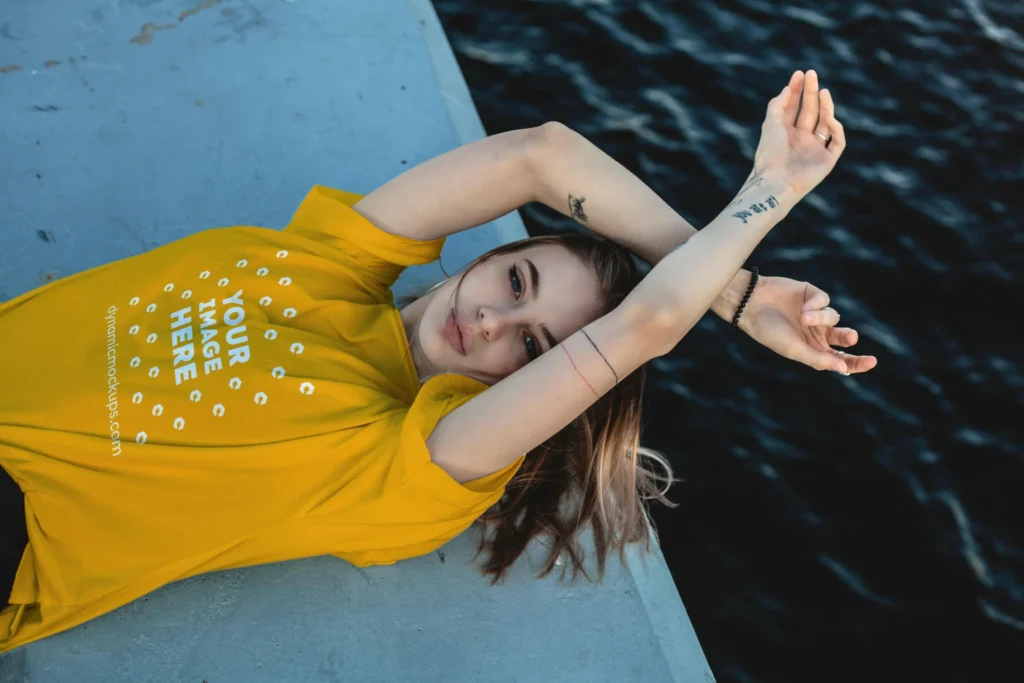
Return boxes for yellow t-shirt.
[0,185,525,651]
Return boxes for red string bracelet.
[561,345,600,398]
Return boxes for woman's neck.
[398,292,434,382]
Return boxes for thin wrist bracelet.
[730,267,758,335]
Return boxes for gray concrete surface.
[0,1,714,681]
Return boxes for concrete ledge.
[0,0,713,680]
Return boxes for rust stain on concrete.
[131,0,222,46]
[179,0,223,23]
[130,22,177,46]
[43,60,60,69]
[0,64,22,74]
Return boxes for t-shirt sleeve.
[283,185,446,292]
[333,374,526,568]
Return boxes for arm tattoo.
[568,194,588,222]
[730,167,764,206]
[731,195,779,224]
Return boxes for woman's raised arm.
[353,119,752,323]
[427,75,848,483]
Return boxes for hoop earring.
[424,276,452,296]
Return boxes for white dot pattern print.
[122,242,316,449]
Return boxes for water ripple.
[818,555,894,607]
[938,491,995,589]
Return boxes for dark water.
[434,2,1022,681]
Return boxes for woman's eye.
[524,334,538,361]
[509,264,522,299]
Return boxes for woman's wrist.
[707,172,795,324]
[732,170,800,211]
[711,269,754,322]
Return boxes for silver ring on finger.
[835,350,851,375]
[814,129,832,145]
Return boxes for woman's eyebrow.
[525,258,558,349]
[526,258,541,300]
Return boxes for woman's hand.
[753,70,847,199]
[738,275,878,375]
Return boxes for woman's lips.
[446,308,467,355]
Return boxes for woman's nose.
[477,306,515,341]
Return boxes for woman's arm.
[351,122,748,320]
[352,127,540,242]
[428,74,848,482]
[526,121,754,321]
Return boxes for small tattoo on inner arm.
[731,195,779,224]
[569,194,588,222]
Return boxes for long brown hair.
[403,234,679,584]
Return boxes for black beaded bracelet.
[730,267,759,334]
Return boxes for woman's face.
[410,243,605,384]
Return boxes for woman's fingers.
[826,326,859,347]
[796,341,877,374]
[832,350,878,374]
[801,284,830,312]
[765,81,793,124]
[802,348,877,374]
[819,89,847,156]
[802,306,840,327]
[796,69,820,131]
[804,348,849,373]
[782,70,804,125]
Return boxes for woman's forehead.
[518,242,593,283]
[519,243,604,333]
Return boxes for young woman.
[0,69,874,651]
